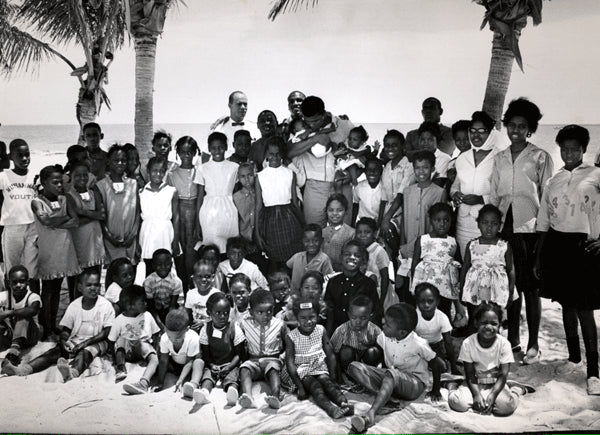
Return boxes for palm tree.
[0,0,126,142]
[124,0,177,161]
[268,0,544,128]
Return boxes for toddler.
[286,224,334,292]
[185,259,220,333]
[143,249,183,324]
[229,273,251,323]
[334,125,373,187]
[322,194,355,272]
[217,237,268,292]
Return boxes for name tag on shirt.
[50,201,60,210]
[79,192,91,201]
[113,182,124,193]
[212,329,223,339]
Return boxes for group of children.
[0,117,540,432]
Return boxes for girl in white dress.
[194,132,239,253]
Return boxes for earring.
[526,132,532,138]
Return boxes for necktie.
[232,121,245,126]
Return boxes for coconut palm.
[268,0,544,128]
[0,0,126,142]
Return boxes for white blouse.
[257,166,294,207]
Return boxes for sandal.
[350,415,372,434]
[523,348,541,365]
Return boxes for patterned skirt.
[258,204,304,263]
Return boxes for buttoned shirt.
[381,157,415,203]
[286,250,334,292]
[239,316,286,358]
[324,272,381,330]
[210,117,260,157]
[233,188,255,242]
[330,320,382,352]
[353,181,382,221]
[143,271,183,311]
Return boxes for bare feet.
[265,395,281,409]
[239,393,258,408]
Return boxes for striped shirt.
[330,320,382,353]
[239,316,286,358]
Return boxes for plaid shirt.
[143,271,183,310]
[330,320,382,353]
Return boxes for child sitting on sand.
[103,257,135,314]
[143,249,183,325]
[267,265,292,320]
[155,309,204,399]
[185,259,220,333]
[109,286,161,394]
[229,273,251,323]
[217,237,268,293]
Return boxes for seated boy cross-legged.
[238,289,288,409]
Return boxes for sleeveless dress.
[67,189,105,268]
[410,234,460,299]
[462,239,509,306]
[139,183,177,259]
[32,196,81,280]
[193,160,239,253]
[281,324,329,391]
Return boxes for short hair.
[349,125,369,142]
[556,124,590,153]
[418,121,442,143]
[107,144,127,159]
[258,110,278,124]
[356,217,377,232]
[414,282,440,300]
[8,265,29,280]
[107,257,133,285]
[364,157,383,172]
[287,90,306,102]
[502,97,543,133]
[152,249,172,263]
[79,267,100,283]
[175,136,199,154]
[9,139,28,153]
[226,237,246,254]
[412,150,436,168]
[264,136,287,160]
[228,91,245,104]
[349,295,373,312]
[451,120,471,138]
[267,264,291,286]
[233,129,251,142]
[146,156,167,172]
[237,162,255,175]
[193,258,216,274]
[300,270,324,289]
[165,309,190,331]
[342,239,368,261]
[383,129,405,145]
[82,122,102,133]
[422,97,442,110]
[304,223,323,239]
[474,302,503,323]
[471,111,496,131]
[119,285,146,310]
[300,96,325,117]
[152,130,172,145]
[249,289,275,308]
[428,202,454,219]
[229,272,251,290]
[385,303,418,332]
[477,204,502,223]
[207,131,228,149]
[39,164,64,184]
[66,144,87,162]
[206,291,230,313]
[292,295,321,316]
[198,243,220,259]
[326,193,349,211]
[70,160,91,173]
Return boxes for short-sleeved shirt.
[367,242,390,293]
[103,282,122,304]
[353,181,382,221]
[378,331,436,385]
[143,271,183,311]
[324,272,381,330]
[239,316,285,358]
[185,287,220,323]
[381,157,415,203]
[59,296,114,344]
[433,149,451,178]
[415,309,452,344]
[217,259,268,291]
[11,289,42,327]
[286,251,334,292]
[330,320,381,352]
[0,170,37,225]
[458,333,514,382]
[167,167,198,200]
[159,329,200,365]
[199,321,245,365]
[108,311,160,343]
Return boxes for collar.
[327,223,343,230]
[143,181,168,192]
[559,162,591,173]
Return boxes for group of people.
[0,90,599,432]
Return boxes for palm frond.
[268,0,318,21]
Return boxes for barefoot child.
[143,249,182,325]
[286,224,334,292]
[322,194,355,272]
[282,296,353,419]
[1,269,114,380]
[185,259,220,333]
[349,303,443,433]
[193,292,246,406]
[229,273,251,323]
[448,303,534,415]
[110,286,161,393]
[238,289,288,409]
[156,309,204,398]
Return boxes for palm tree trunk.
[76,86,98,144]
[134,34,157,162]
[482,32,515,129]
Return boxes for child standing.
[143,249,182,324]
[103,257,135,312]
[448,303,534,415]
[156,309,204,398]
[410,202,462,319]
[282,296,353,418]
[31,165,81,337]
[194,132,239,253]
[286,224,334,292]
[255,136,304,263]
[149,130,178,180]
[82,123,108,180]
[229,273,251,323]
[355,217,390,304]
[110,286,161,392]
[168,136,200,291]
[322,194,355,272]
[140,157,180,275]
[123,143,145,189]
[193,292,246,406]
[460,205,515,324]
[416,122,451,186]
[238,289,288,409]
[95,145,140,263]
[217,237,268,292]
[349,303,443,433]
[352,158,384,224]
[185,259,220,333]
[228,130,251,164]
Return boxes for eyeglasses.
[469,128,489,134]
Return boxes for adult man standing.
[405,97,455,161]
[287,96,353,226]
[209,91,260,157]
[279,90,306,140]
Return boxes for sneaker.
[226,386,239,406]
[123,380,149,395]
[555,360,584,376]
[193,388,210,405]
[115,365,127,382]
[587,377,600,395]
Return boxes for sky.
[0,0,599,125]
